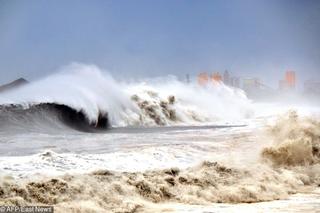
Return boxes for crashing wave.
[0,112,320,212]
[0,103,109,133]
[262,111,320,166]
[0,63,253,132]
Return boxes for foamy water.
[0,125,255,177]
[0,63,253,128]
[0,64,319,212]
[0,112,320,212]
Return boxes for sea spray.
[0,63,253,131]
[1,112,320,212]
[262,111,320,166]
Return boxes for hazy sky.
[0,0,319,87]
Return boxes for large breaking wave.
[0,63,253,132]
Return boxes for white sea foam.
[0,63,253,128]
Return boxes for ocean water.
[0,64,319,212]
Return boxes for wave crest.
[262,111,320,166]
[0,63,253,131]
[0,103,109,132]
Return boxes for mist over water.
[0,64,319,212]
[0,112,320,212]
[0,63,253,132]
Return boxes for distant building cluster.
[196,70,263,92]
[187,69,319,97]
[304,80,320,94]
[278,71,296,90]
[196,70,240,87]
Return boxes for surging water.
[0,110,319,212]
[0,63,253,131]
[0,64,319,212]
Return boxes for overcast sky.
[0,0,319,87]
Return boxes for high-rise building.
[186,74,190,84]
[211,72,222,83]
[304,80,320,94]
[279,71,296,91]
[285,71,296,89]
[223,70,230,85]
[230,77,240,88]
[197,72,209,86]
[242,78,260,91]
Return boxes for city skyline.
[0,0,319,87]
